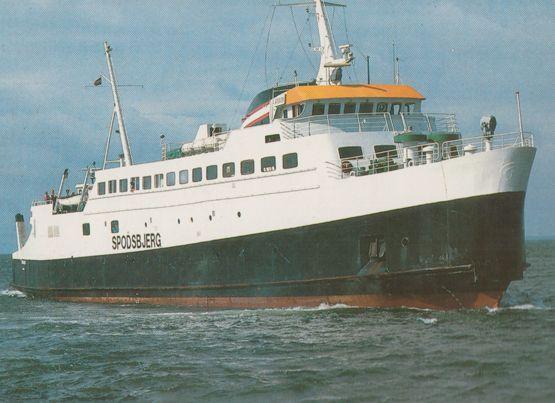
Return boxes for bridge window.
[206,165,218,180]
[328,103,341,114]
[283,153,298,169]
[312,103,325,116]
[193,167,202,182]
[179,170,189,184]
[241,159,255,175]
[292,103,304,117]
[344,102,356,114]
[130,177,140,191]
[376,102,388,113]
[261,156,276,172]
[359,102,374,113]
[223,162,235,178]
[166,172,176,186]
[374,145,398,158]
[82,223,90,236]
[119,178,128,193]
[142,176,152,190]
[339,146,363,159]
[110,220,119,234]
[390,103,402,114]
[154,174,164,188]
[97,182,106,195]
[108,180,117,194]
[265,134,280,143]
[404,103,415,113]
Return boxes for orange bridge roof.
[284,84,425,105]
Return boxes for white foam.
[418,317,438,324]
[0,289,26,298]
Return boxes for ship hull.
[11,191,526,310]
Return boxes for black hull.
[12,192,527,309]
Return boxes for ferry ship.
[11,1,536,309]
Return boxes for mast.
[104,41,133,166]
[313,0,353,85]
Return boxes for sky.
[0,0,553,253]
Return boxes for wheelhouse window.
[142,176,152,190]
[166,172,176,186]
[192,167,202,182]
[261,156,276,172]
[376,102,388,113]
[359,102,374,113]
[241,159,255,175]
[390,103,402,114]
[97,182,106,195]
[206,165,218,180]
[282,153,298,169]
[179,169,189,184]
[82,223,90,236]
[130,177,140,192]
[328,103,341,114]
[292,103,304,117]
[338,146,363,159]
[154,173,164,188]
[265,134,280,143]
[223,162,235,178]
[119,178,128,193]
[312,103,325,116]
[404,103,415,113]
[344,102,356,114]
[110,220,119,234]
[108,180,117,194]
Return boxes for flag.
[93,77,102,86]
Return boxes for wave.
[0,289,26,298]
[417,317,438,324]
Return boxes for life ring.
[341,160,353,174]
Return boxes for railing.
[327,131,533,180]
[441,131,534,160]
[281,112,459,139]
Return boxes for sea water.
[1,241,554,401]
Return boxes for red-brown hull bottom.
[50,291,503,310]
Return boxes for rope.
[264,6,276,88]
[342,7,358,83]
[233,6,273,124]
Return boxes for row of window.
[310,101,415,116]
[97,153,299,195]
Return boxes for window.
[206,165,218,180]
[110,220,119,234]
[97,182,106,195]
[328,103,341,114]
[130,177,140,192]
[261,156,276,172]
[283,109,288,119]
[179,170,189,184]
[142,176,152,190]
[265,134,280,143]
[119,178,128,193]
[166,172,176,186]
[374,145,398,158]
[344,102,356,114]
[82,223,90,236]
[376,102,388,113]
[283,153,298,169]
[338,146,363,159]
[390,103,402,114]
[154,173,164,188]
[223,162,235,178]
[108,180,117,194]
[359,102,374,113]
[192,167,202,182]
[292,103,304,117]
[404,103,415,113]
[241,159,255,175]
[312,103,325,115]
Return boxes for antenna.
[392,42,400,84]
[366,55,370,84]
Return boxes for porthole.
[237,211,241,218]
[190,217,194,223]
[209,215,212,221]
[144,222,147,228]
[401,237,409,247]
[177,218,181,224]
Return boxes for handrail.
[327,131,533,180]
[281,112,459,139]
